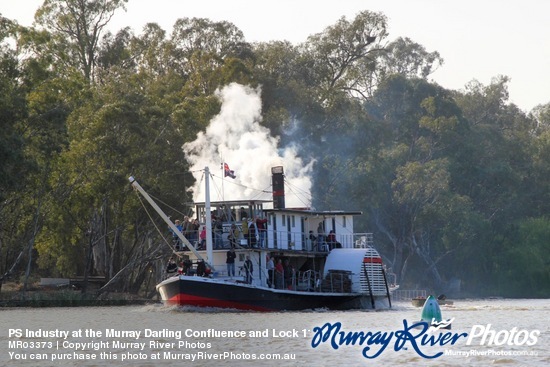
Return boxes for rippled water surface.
[1,298,548,366]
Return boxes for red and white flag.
[223,163,236,179]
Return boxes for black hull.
[157,276,382,311]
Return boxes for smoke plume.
[183,83,313,208]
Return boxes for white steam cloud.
[183,83,313,208]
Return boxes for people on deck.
[226,248,236,277]
[327,230,336,250]
[248,218,258,248]
[213,216,223,249]
[239,207,248,220]
[317,223,326,251]
[166,258,178,273]
[198,226,206,250]
[227,223,240,248]
[182,216,190,240]
[284,259,293,289]
[275,259,284,289]
[241,217,249,246]
[244,256,253,284]
[171,219,184,251]
[309,231,317,251]
[256,217,268,248]
[188,218,200,244]
[180,259,192,275]
[266,256,275,288]
[196,260,207,277]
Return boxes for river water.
[1,298,548,366]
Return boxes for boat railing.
[266,230,375,252]
[168,260,358,294]
[319,270,353,293]
[271,269,353,293]
[170,222,375,252]
[168,216,374,252]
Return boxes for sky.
[1,0,549,112]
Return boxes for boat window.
[291,215,295,227]
[343,216,347,228]
[282,215,286,226]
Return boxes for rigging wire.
[283,178,312,199]
[249,184,273,201]
[134,190,181,257]
[210,172,272,195]
[147,192,192,218]
[141,169,206,220]
[209,171,225,203]
[283,178,312,208]
[207,176,271,207]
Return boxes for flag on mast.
[223,163,236,179]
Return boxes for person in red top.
[198,226,206,250]
[275,259,284,289]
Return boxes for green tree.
[379,37,443,79]
[532,102,550,134]
[454,77,537,224]
[0,17,32,290]
[0,17,27,201]
[170,18,254,95]
[496,217,550,297]
[343,76,479,290]
[34,0,128,81]
[304,10,388,104]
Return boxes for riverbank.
[0,282,154,307]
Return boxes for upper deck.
[192,199,367,252]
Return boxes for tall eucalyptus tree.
[34,0,128,82]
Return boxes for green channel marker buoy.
[418,295,452,329]
[421,295,442,322]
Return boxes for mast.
[128,176,213,269]
[204,167,214,266]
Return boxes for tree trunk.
[23,197,44,292]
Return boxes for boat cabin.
[193,199,366,252]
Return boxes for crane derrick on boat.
[129,174,214,270]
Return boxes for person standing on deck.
[256,216,268,248]
[309,231,317,251]
[227,223,240,248]
[317,222,326,251]
[166,258,178,273]
[182,216,190,239]
[266,256,275,288]
[198,226,206,250]
[226,248,236,277]
[188,218,200,244]
[213,216,223,249]
[244,256,253,284]
[327,230,337,251]
[239,207,248,220]
[241,217,249,247]
[248,218,258,248]
[170,219,184,251]
[275,259,284,289]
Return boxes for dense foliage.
[0,1,548,298]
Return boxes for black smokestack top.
[271,166,285,209]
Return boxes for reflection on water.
[0,299,548,366]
